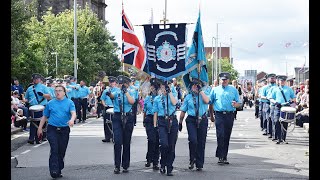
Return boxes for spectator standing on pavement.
[179,77,210,171]
[11,77,25,99]
[208,72,241,165]
[37,84,76,178]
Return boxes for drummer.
[101,76,117,143]
[25,73,51,144]
[107,75,136,174]
[268,75,296,144]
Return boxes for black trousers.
[71,98,80,123]
[78,98,88,121]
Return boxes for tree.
[11,4,120,87]
[220,57,239,81]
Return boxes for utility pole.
[74,0,78,79]
[230,38,233,64]
[219,42,222,74]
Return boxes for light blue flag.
[185,11,208,85]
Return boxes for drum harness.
[119,87,131,130]
[30,85,47,132]
[278,87,295,133]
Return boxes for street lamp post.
[51,52,58,76]
[215,23,222,80]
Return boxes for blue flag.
[185,11,208,84]
[143,23,187,81]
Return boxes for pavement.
[11,107,309,179]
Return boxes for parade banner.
[122,9,148,73]
[143,23,187,81]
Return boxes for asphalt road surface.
[11,107,309,179]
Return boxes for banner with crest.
[143,23,187,81]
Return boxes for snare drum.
[29,105,45,121]
[280,106,296,122]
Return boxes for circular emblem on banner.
[156,41,176,63]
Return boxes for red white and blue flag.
[122,9,147,73]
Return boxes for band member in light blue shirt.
[208,72,241,165]
[179,77,210,171]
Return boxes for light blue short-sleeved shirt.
[101,87,114,107]
[144,95,156,115]
[152,93,178,116]
[48,87,56,99]
[112,87,136,113]
[267,85,278,105]
[25,83,50,106]
[180,92,209,116]
[209,85,241,111]
[78,85,90,98]
[43,97,76,127]
[67,82,80,98]
[269,85,296,104]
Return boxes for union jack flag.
[122,9,147,72]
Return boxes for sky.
[105,0,309,77]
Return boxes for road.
[11,107,309,179]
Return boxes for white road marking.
[33,141,48,148]
[11,131,29,140]
[21,150,31,154]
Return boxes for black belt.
[158,114,176,119]
[146,114,153,117]
[215,111,234,114]
[48,124,69,131]
[114,112,133,116]
[187,113,207,119]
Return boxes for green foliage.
[11,3,120,88]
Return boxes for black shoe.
[122,168,129,173]
[145,162,151,167]
[223,157,229,164]
[27,140,34,145]
[153,164,159,170]
[50,171,59,178]
[188,160,195,170]
[272,138,277,141]
[268,135,272,139]
[160,167,166,174]
[217,158,224,164]
[166,171,173,176]
[102,139,107,142]
[114,167,120,174]
[58,173,63,178]
[262,133,268,136]
[276,140,283,144]
[196,167,202,171]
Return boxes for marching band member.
[153,80,178,176]
[37,84,76,178]
[179,77,210,171]
[208,72,241,165]
[268,75,296,144]
[143,78,161,170]
[107,75,136,174]
[101,76,117,143]
[25,73,51,144]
